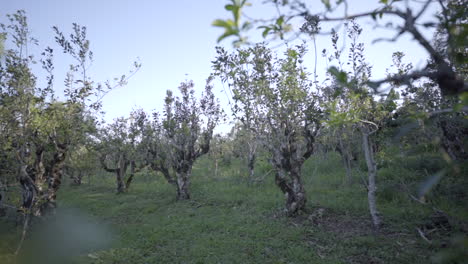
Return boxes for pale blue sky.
[1,0,440,132]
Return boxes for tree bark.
[361,127,382,229]
[439,119,467,161]
[0,180,5,217]
[46,143,67,212]
[100,153,128,193]
[19,164,36,212]
[32,146,46,216]
[247,141,257,181]
[248,150,256,182]
[338,137,353,184]
[274,167,306,216]
[176,168,191,200]
[125,161,136,190]
[116,154,127,193]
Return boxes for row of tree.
[1,0,466,236]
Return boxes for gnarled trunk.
[116,155,127,193]
[100,153,129,193]
[46,143,67,212]
[19,164,36,212]
[274,166,306,216]
[176,168,191,200]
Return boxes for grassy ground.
[1,153,467,263]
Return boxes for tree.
[162,78,223,200]
[98,109,147,193]
[324,21,399,228]
[213,44,322,215]
[0,10,140,217]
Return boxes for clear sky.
[1,0,440,132]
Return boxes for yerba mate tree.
[324,21,399,228]
[162,77,223,200]
[0,10,139,255]
[213,44,322,215]
[98,109,147,193]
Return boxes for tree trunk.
[115,171,125,193]
[19,164,36,212]
[176,168,191,200]
[125,161,136,190]
[338,137,352,185]
[439,119,467,161]
[0,180,5,217]
[274,167,306,216]
[114,153,128,193]
[32,146,47,216]
[361,128,382,229]
[70,170,83,185]
[46,144,67,212]
[214,158,219,177]
[76,171,83,185]
[247,142,257,181]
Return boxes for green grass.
[1,153,467,263]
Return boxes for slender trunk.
[0,180,4,216]
[248,151,256,182]
[214,159,219,177]
[76,171,83,185]
[247,142,256,181]
[176,168,191,200]
[338,137,352,184]
[361,128,382,229]
[274,167,306,216]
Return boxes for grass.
[1,152,467,263]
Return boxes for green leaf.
[379,0,388,4]
[212,19,234,28]
[276,16,284,26]
[225,4,235,11]
[260,26,272,38]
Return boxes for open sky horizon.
[1,0,440,134]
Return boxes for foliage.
[160,78,223,200]
[213,43,322,215]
